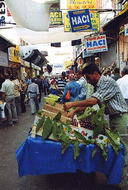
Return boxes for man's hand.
[64,102,73,111]
[67,111,75,118]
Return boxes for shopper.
[27,78,39,115]
[1,74,18,126]
[112,67,121,81]
[76,70,87,101]
[42,76,49,96]
[10,75,21,115]
[20,79,26,113]
[57,71,68,94]
[62,73,80,103]
[117,65,128,106]
[64,63,128,190]
[35,75,42,102]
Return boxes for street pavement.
[0,94,121,190]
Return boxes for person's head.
[82,64,101,86]
[69,74,75,81]
[31,78,35,83]
[114,68,120,74]
[51,78,56,85]
[37,75,40,79]
[4,74,10,80]
[76,70,83,79]
[10,75,14,81]
[61,71,66,79]
[122,65,128,76]
[107,70,111,76]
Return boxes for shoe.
[32,113,35,115]
[13,121,18,123]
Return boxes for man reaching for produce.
[64,63,128,190]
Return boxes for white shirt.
[1,79,15,96]
[116,75,128,99]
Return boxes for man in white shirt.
[1,74,18,126]
[27,78,40,115]
[76,70,87,101]
[117,65,128,106]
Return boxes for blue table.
[16,135,125,184]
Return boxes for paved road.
[0,95,121,190]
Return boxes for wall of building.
[100,42,117,67]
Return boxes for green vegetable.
[105,129,121,155]
[74,141,80,160]
[42,117,52,140]
[53,111,61,121]
[92,146,99,158]
[74,130,87,143]
[37,110,43,116]
[78,107,96,120]
[36,115,45,133]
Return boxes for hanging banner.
[85,35,108,53]
[67,0,96,10]
[50,11,62,25]
[64,13,72,32]
[64,11,99,32]
[68,9,92,32]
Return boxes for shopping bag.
[65,90,70,100]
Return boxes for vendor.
[64,63,128,190]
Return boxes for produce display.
[31,96,121,161]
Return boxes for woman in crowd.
[50,78,59,95]
[62,74,80,103]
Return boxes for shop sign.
[125,24,128,36]
[50,11,62,25]
[64,13,72,32]
[68,9,92,32]
[64,11,99,32]
[85,34,108,53]
[0,51,8,67]
[67,0,96,10]
[8,45,21,63]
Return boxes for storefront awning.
[0,35,16,53]
[23,49,48,67]
[103,10,128,31]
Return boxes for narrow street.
[0,94,120,190]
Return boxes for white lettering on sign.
[71,15,90,25]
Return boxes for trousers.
[5,96,18,124]
[29,94,39,114]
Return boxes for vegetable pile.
[34,104,121,161]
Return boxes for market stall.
[16,95,125,185]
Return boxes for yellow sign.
[67,0,96,10]
[8,45,21,63]
[64,60,73,69]
[50,11,62,25]
[64,13,72,32]
[64,11,99,32]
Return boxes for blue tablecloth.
[16,135,125,184]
